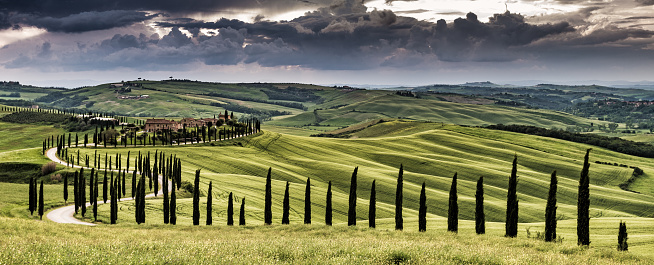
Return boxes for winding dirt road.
[45,147,170,225]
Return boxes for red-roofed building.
[145,118,179,132]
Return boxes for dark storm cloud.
[635,0,654,6]
[11,10,160,33]
[0,0,327,17]
[6,0,653,72]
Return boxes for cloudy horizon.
[1,0,654,88]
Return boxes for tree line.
[486,124,654,158]
[42,119,261,155]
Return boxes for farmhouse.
[145,118,179,132]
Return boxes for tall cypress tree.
[38,181,44,220]
[206,181,212,225]
[89,169,95,207]
[93,173,98,222]
[618,221,628,251]
[170,179,177,225]
[545,171,558,242]
[419,181,427,232]
[227,192,234,226]
[577,149,591,246]
[63,173,68,204]
[326,181,332,226]
[448,173,458,233]
[122,170,126,197]
[395,164,404,231]
[264,167,272,225]
[282,182,290,225]
[239,198,246,226]
[369,180,376,228]
[475,177,485,235]
[163,167,169,224]
[110,177,116,224]
[192,169,200,225]
[29,177,35,215]
[304,178,311,224]
[74,171,79,213]
[80,168,86,217]
[153,165,159,197]
[140,175,146,223]
[131,170,136,199]
[103,170,108,203]
[348,167,358,226]
[506,154,519,237]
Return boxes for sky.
[1,0,654,88]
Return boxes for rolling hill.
[56,121,654,256]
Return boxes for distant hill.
[0,80,617,132]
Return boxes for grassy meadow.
[1,216,651,264]
[1,96,654,263]
[37,120,652,261]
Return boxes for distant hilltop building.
[144,114,232,132]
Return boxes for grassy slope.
[26,82,602,133]
[269,94,597,130]
[59,122,654,255]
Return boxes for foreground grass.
[0,217,650,264]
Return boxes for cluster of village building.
[144,115,230,132]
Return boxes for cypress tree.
[193,169,200,225]
[29,177,35,215]
[135,176,141,224]
[74,171,79,213]
[63,173,68,204]
[170,178,177,225]
[264,167,272,225]
[93,173,98,222]
[206,181,212,225]
[475,177,485,235]
[140,175,146,223]
[89,168,95,206]
[103,170,108,203]
[545,171,558,242]
[239,198,246,226]
[395,164,404,231]
[419,181,426,232]
[122,170,126,197]
[81,168,86,217]
[348,167,358,226]
[282,182,290,225]
[326,181,332,226]
[38,181,44,220]
[131,170,136,198]
[448,173,458,233]
[110,177,116,224]
[577,149,591,246]
[227,192,234,226]
[163,168,169,224]
[369,180,376,228]
[304,178,311,224]
[618,221,628,251]
[506,154,519,237]
[154,165,159,197]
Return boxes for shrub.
[41,162,57,176]
[180,180,194,194]
[50,174,62,183]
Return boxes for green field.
[268,94,599,129]
[2,96,654,263]
[45,121,653,259]
[0,216,650,264]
